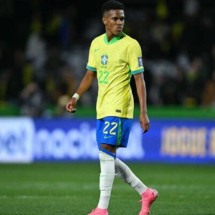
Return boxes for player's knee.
[99,150,116,160]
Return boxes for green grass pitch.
[0,162,215,215]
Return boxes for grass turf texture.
[0,162,214,215]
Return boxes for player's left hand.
[139,113,150,133]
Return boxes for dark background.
[0,0,214,117]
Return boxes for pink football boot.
[88,207,108,215]
[139,188,158,215]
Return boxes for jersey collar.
[104,32,126,44]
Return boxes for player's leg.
[115,157,147,194]
[88,150,115,215]
[113,117,148,194]
[98,150,115,208]
[88,117,118,215]
[115,158,158,215]
[113,116,158,215]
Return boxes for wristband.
[72,93,80,100]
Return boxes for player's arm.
[133,72,150,133]
[66,70,96,113]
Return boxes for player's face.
[103,10,125,40]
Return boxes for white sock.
[97,151,115,209]
[115,158,147,195]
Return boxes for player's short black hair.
[101,0,124,16]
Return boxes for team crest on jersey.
[138,57,143,67]
[101,55,108,65]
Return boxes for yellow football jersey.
[86,33,144,119]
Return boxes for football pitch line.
[0,163,215,215]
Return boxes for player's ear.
[102,17,107,25]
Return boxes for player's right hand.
[65,98,77,113]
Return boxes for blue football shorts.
[96,116,132,148]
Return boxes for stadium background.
[0,0,214,162]
[0,0,215,214]
[0,0,215,161]
[0,0,215,116]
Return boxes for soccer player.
[65,0,158,214]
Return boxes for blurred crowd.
[0,0,215,117]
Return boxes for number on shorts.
[103,121,118,135]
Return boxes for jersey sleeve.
[86,40,97,72]
[128,40,144,75]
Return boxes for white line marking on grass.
[0,195,73,199]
